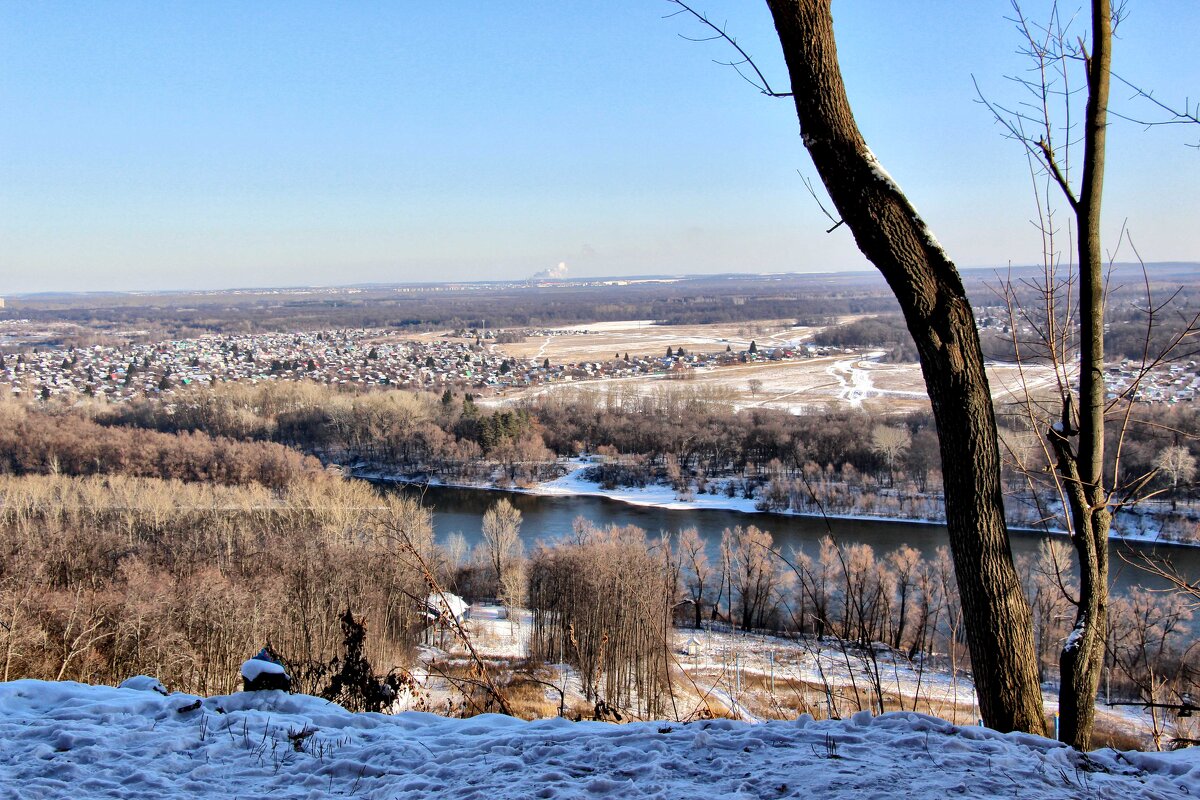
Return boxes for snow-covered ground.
[530,460,762,513]
[1,679,1195,799]
[2,605,1193,798]
[455,605,1167,741]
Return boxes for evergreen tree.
[748,340,758,354]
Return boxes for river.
[382,483,1199,599]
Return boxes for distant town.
[1,318,1195,406]
[0,322,807,402]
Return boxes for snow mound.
[117,676,168,696]
[0,680,1195,799]
[239,657,287,683]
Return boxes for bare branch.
[664,0,792,97]
[1109,71,1200,147]
[798,171,844,233]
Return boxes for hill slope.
[0,681,1195,799]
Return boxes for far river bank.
[352,470,1200,600]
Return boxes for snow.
[0,679,1194,799]
[1064,614,1087,653]
[419,604,1163,748]
[531,461,762,513]
[239,658,287,682]
[117,676,167,696]
[426,591,469,623]
[862,147,900,193]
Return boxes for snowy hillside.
[0,680,1196,799]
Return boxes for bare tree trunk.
[1054,0,1112,751]
[765,0,1045,734]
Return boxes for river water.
[384,483,1199,599]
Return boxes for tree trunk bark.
[765,0,1045,734]
[1055,0,1112,751]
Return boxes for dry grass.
[1090,719,1150,752]
[500,675,563,721]
[681,670,991,727]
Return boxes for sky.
[1,1,1197,294]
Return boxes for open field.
[488,319,1064,416]
[497,318,809,362]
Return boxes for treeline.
[685,527,1195,724]
[94,384,558,486]
[0,400,322,490]
[87,381,939,490]
[994,401,1200,515]
[505,506,1194,728]
[528,521,676,718]
[811,315,919,362]
[17,378,1193,529]
[4,273,904,340]
[0,473,440,695]
[0,460,1190,730]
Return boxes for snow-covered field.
[2,680,1197,800]
[488,316,1069,416]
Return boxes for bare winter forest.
[0,382,1194,747]
[1,272,1198,749]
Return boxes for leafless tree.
[725,525,791,630]
[676,527,712,628]
[980,0,1198,747]
[1107,587,1196,750]
[756,0,1044,733]
[481,499,523,603]
[528,522,675,718]
[1154,446,1196,510]
[871,425,911,487]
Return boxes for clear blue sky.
[2,1,1197,293]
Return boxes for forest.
[0,379,1194,745]
[15,378,1186,541]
